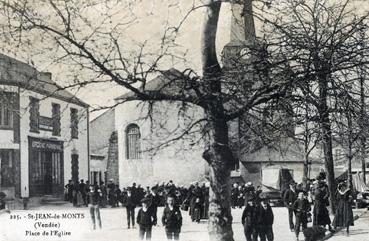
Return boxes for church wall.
[115,100,207,188]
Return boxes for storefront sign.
[39,116,54,131]
[29,137,63,152]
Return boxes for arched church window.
[126,124,142,159]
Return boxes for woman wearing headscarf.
[333,181,354,235]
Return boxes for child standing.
[136,198,155,240]
[293,191,311,241]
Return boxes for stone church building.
[90,69,207,187]
[89,2,323,189]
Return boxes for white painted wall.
[19,89,89,197]
[115,100,207,187]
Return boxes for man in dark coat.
[79,179,87,207]
[122,188,136,229]
[255,198,274,241]
[231,183,239,208]
[137,198,155,240]
[189,182,202,222]
[65,180,74,203]
[146,187,160,225]
[293,191,311,240]
[283,182,298,231]
[162,196,182,240]
[241,196,257,241]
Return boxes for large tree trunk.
[201,2,235,240]
[203,106,235,241]
[318,77,336,214]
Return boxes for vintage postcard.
[0,0,369,241]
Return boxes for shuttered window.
[126,124,142,159]
[70,108,78,139]
[0,92,13,129]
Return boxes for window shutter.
[70,108,78,139]
[29,97,40,132]
[52,103,61,136]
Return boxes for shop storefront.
[28,137,64,196]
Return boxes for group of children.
[136,195,182,240]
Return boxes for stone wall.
[106,131,119,184]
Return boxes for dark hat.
[260,197,268,202]
[141,197,151,204]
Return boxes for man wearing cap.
[162,195,183,240]
[122,188,136,229]
[137,197,156,240]
[283,182,298,231]
[256,198,274,241]
[293,191,311,240]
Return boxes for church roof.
[0,53,88,107]
[241,138,323,164]
[115,68,186,101]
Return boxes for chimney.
[37,72,52,83]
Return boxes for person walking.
[293,191,311,241]
[313,180,332,231]
[256,198,274,241]
[284,182,298,232]
[87,185,102,230]
[162,196,183,240]
[333,182,354,235]
[146,187,160,225]
[241,196,256,241]
[122,188,136,229]
[137,198,155,240]
[80,179,87,207]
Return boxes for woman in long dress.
[333,182,354,234]
[313,180,332,231]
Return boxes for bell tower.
[222,0,256,68]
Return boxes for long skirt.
[313,201,331,226]
[333,200,354,227]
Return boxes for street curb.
[317,210,368,241]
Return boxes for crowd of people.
[62,174,356,241]
[280,173,354,241]
[64,179,210,240]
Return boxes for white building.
[90,69,208,188]
[0,53,89,199]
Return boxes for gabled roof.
[115,68,186,101]
[0,53,88,107]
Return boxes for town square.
[1,0,369,241]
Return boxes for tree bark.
[201,1,236,240]
[203,109,235,241]
[318,76,336,214]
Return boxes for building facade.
[90,70,208,187]
[0,53,89,199]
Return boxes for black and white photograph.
[0,0,369,241]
